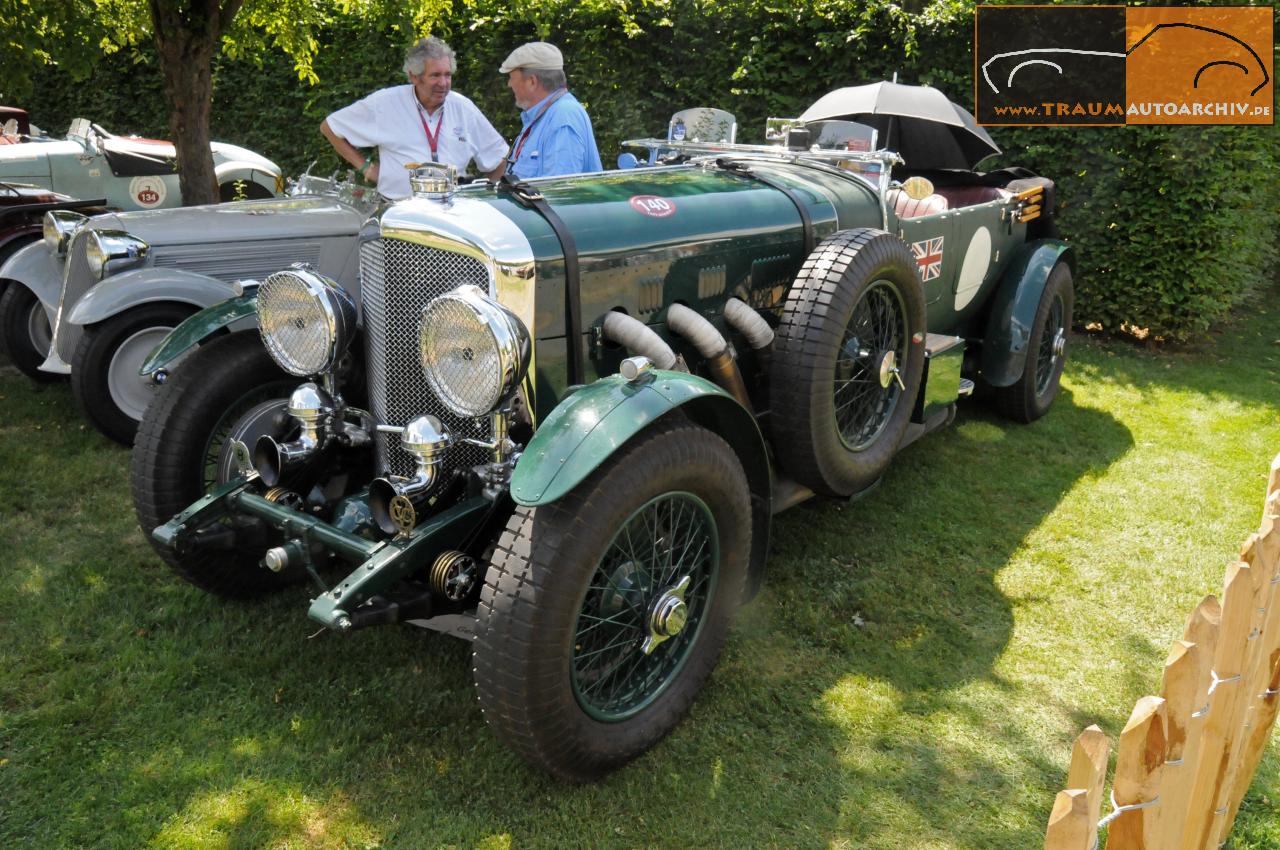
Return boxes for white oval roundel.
[629,195,676,218]
[128,176,167,208]
[955,226,992,310]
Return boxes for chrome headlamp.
[84,229,149,279]
[419,284,531,418]
[42,210,88,256]
[256,266,358,377]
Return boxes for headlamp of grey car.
[419,285,531,418]
[43,210,88,256]
[84,229,149,279]
[256,267,358,377]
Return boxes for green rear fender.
[139,294,258,378]
[980,240,1075,388]
[510,370,773,597]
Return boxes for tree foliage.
[4,0,1277,339]
[0,0,452,204]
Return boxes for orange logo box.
[1126,7,1273,124]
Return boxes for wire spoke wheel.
[994,261,1073,424]
[834,280,907,451]
[1034,293,1065,397]
[770,228,926,496]
[571,492,719,722]
[200,388,295,491]
[473,419,751,781]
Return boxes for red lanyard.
[510,89,567,163]
[416,101,445,162]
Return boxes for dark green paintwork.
[304,496,491,630]
[139,293,257,377]
[478,164,881,420]
[152,472,491,632]
[152,475,257,550]
[509,365,774,600]
[979,240,1075,387]
[894,197,1028,335]
[228,490,383,564]
[511,369,758,506]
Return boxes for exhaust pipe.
[723,297,774,370]
[253,383,334,486]
[368,415,453,535]
[600,311,680,370]
[666,303,753,411]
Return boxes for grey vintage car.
[0,171,375,443]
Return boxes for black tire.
[769,228,927,497]
[0,233,39,267]
[994,263,1073,423]
[131,331,298,598]
[473,419,751,781]
[218,180,275,202]
[0,283,60,382]
[72,303,195,445]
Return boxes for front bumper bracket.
[153,479,491,632]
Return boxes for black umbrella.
[798,82,1001,170]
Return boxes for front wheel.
[72,303,195,445]
[473,418,752,781]
[994,263,1073,423]
[131,331,297,598]
[0,283,59,382]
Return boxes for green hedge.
[23,0,1279,341]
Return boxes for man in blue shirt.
[499,42,603,179]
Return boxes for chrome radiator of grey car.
[50,229,95,363]
[359,237,494,478]
[152,240,325,278]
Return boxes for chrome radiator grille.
[360,237,493,477]
[51,229,95,363]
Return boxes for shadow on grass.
[1,351,1137,849]
[738,387,1134,846]
[765,388,1131,693]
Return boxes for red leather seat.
[886,189,948,219]
[933,185,1012,208]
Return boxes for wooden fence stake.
[1067,724,1110,850]
[1157,639,1210,849]
[1105,696,1168,850]
[1182,595,1222,660]
[1221,514,1280,837]
[1045,789,1093,850]
[1181,563,1257,850]
[1208,528,1277,848]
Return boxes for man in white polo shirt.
[320,37,508,199]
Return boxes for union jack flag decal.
[910,236,944,282]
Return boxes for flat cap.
[499,42,563,73]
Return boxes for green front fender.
[139,294,258,378]
[511,370,767,506]
[980,240,1075,388]
[510,369,773,596]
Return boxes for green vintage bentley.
[131,89,1073,781]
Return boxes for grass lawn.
[1,283,1278,850]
